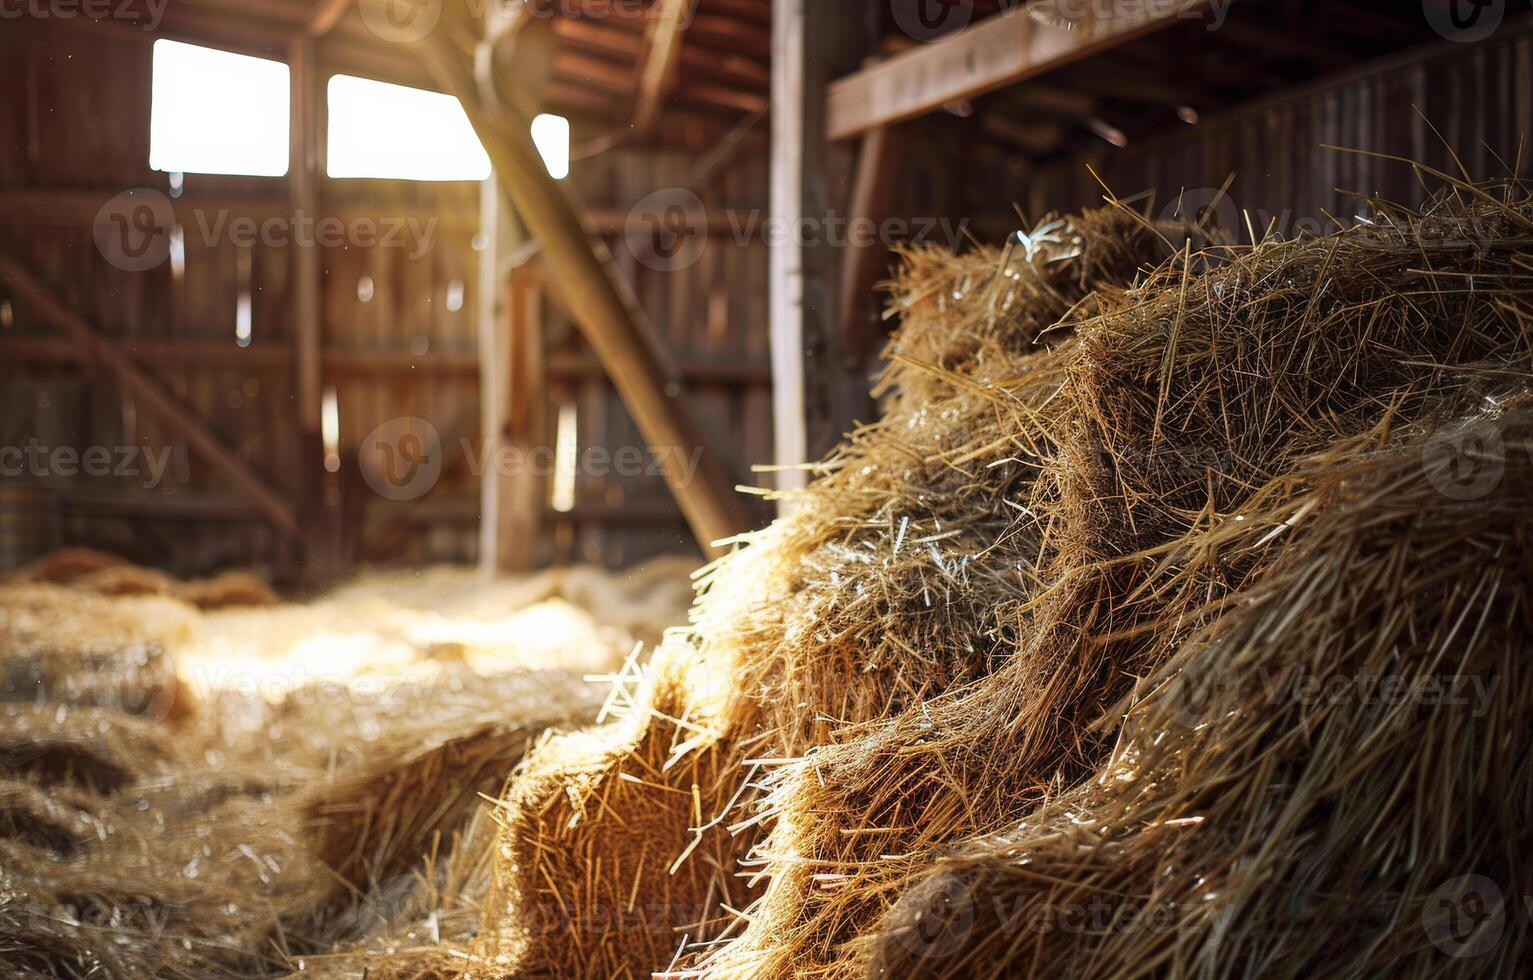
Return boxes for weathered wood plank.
[826,0,1215,141]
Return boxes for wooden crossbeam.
[307,0,354,36]
[416,2,750,557]
[0,250,301,540]
[634,0,700,136]
[0,336,774,385]
[826,0,1217,141]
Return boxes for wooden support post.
[289,33,338,576]
[505,256,548,570]
[290,35,323,440]
[478,174,509,576]
[770,0,880,496]
[0,249,300,540]
[839,124,905,362]
[417,9,748,558]
[477,175,542,576]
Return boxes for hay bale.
[178,571,279,611]
[680,181,1533,979]
[866,407,1533,977]
[472,208,1210,977]
[0,706,170,794]
[74,564,179,599]
[305,724,545,900]
[0,779,97,857]
[481,642,754,978]
[0,561,658,976]
[0,584,194,724]
[10,547,128,585]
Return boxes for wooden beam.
[307,0,354,36]
[289,35,325,438]
[826,0,1216,141]
[504,258,549,571]
[0,250,300,540]
[478,174,514,576]
[839,124,905,361]
[416,4,749,557]
[770,0,809,494]
[771,0,879,497]
[289,33,340,578]
[634,0,698,137]
[0,337,773,385]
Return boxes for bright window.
[150,40,290,177]
[327,75,491,181]
[531,113,570,180]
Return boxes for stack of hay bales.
[8,548,279,611]
[478,209,1173,978]
[480,176,1533,978]
[0,554,679,976]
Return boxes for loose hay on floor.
[0,558,694,978]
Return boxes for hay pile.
[10,548,280,611]
[0,556,694,977]
[476,174,1533,978]
[4,170,1530,978]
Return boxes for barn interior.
[2,0,1532,977]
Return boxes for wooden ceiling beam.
[307,0,355,37]
[634,0,699,137]
[826,0,1219,141]
[415,1,750,557]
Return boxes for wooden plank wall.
[0,18,773,576]
[1022,24,1533,233]
[0,19,307,575]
